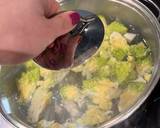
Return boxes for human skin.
[0,0,80,65]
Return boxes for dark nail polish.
[70,12,80,25]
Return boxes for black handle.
[140,0,160,22]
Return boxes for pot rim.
[0,0,160,128]
[99,0,160,127]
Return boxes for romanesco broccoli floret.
[110,32,129,50]
[83,79,119,103]
[27,86,52,123]
[38,120,62,128]
[106,21,128,36]
[77,106,107,126]
[82,79,97,91]
[95,57,108,67]
[128,82,145,92]
[65,123,77,128]
[92,80,119,99]
[136,55,153,76]
[95,65,110,79]
[114,61,134,83]
[111,48,128,61]
[92,95,112,111]
[118,82,145,112]
[81,58,98,78]
[130,43,148,59]
[17,61,40,102]
[60,85,80,101]
[39,68,56,88]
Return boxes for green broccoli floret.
[111,48,128,61]
[17,61,40,102]
[60,85,80,101]
[107,21,128,36]
[130,43,148,59]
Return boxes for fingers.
[41,0,60,17]
[45,11,80,40]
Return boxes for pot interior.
[0,0,159,128]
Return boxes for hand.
[0,0,80,64]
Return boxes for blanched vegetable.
[64,122,77,128]
[60,85,81,101]
[95,65,110,79]
[27,86,52,123]
[15,17,153,128]
[106,21,128,36]
[98,40,110,57]
[77,106,107,126]
[136,55,153,77]
[130,43,148,59]
[17,61,40,102]
[128,82,145,92]
[83,79,120,109]
[114,61,136,84]
[92,96,112,111]
[110,32,129,61]
[91,80,119,99]
[118,82,145,112]
[111,48,127,61]
[81,58,99,79]
[82,79,98,91]
[110,32,129,50]
[38,120,62,128]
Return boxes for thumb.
[46,11,80,39]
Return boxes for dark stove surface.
[112,1,160,128]
[141,0,160,19]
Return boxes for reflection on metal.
[1,97,11,114]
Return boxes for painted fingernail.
[69,12,80,25]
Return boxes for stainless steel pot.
[0,0,160,128]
